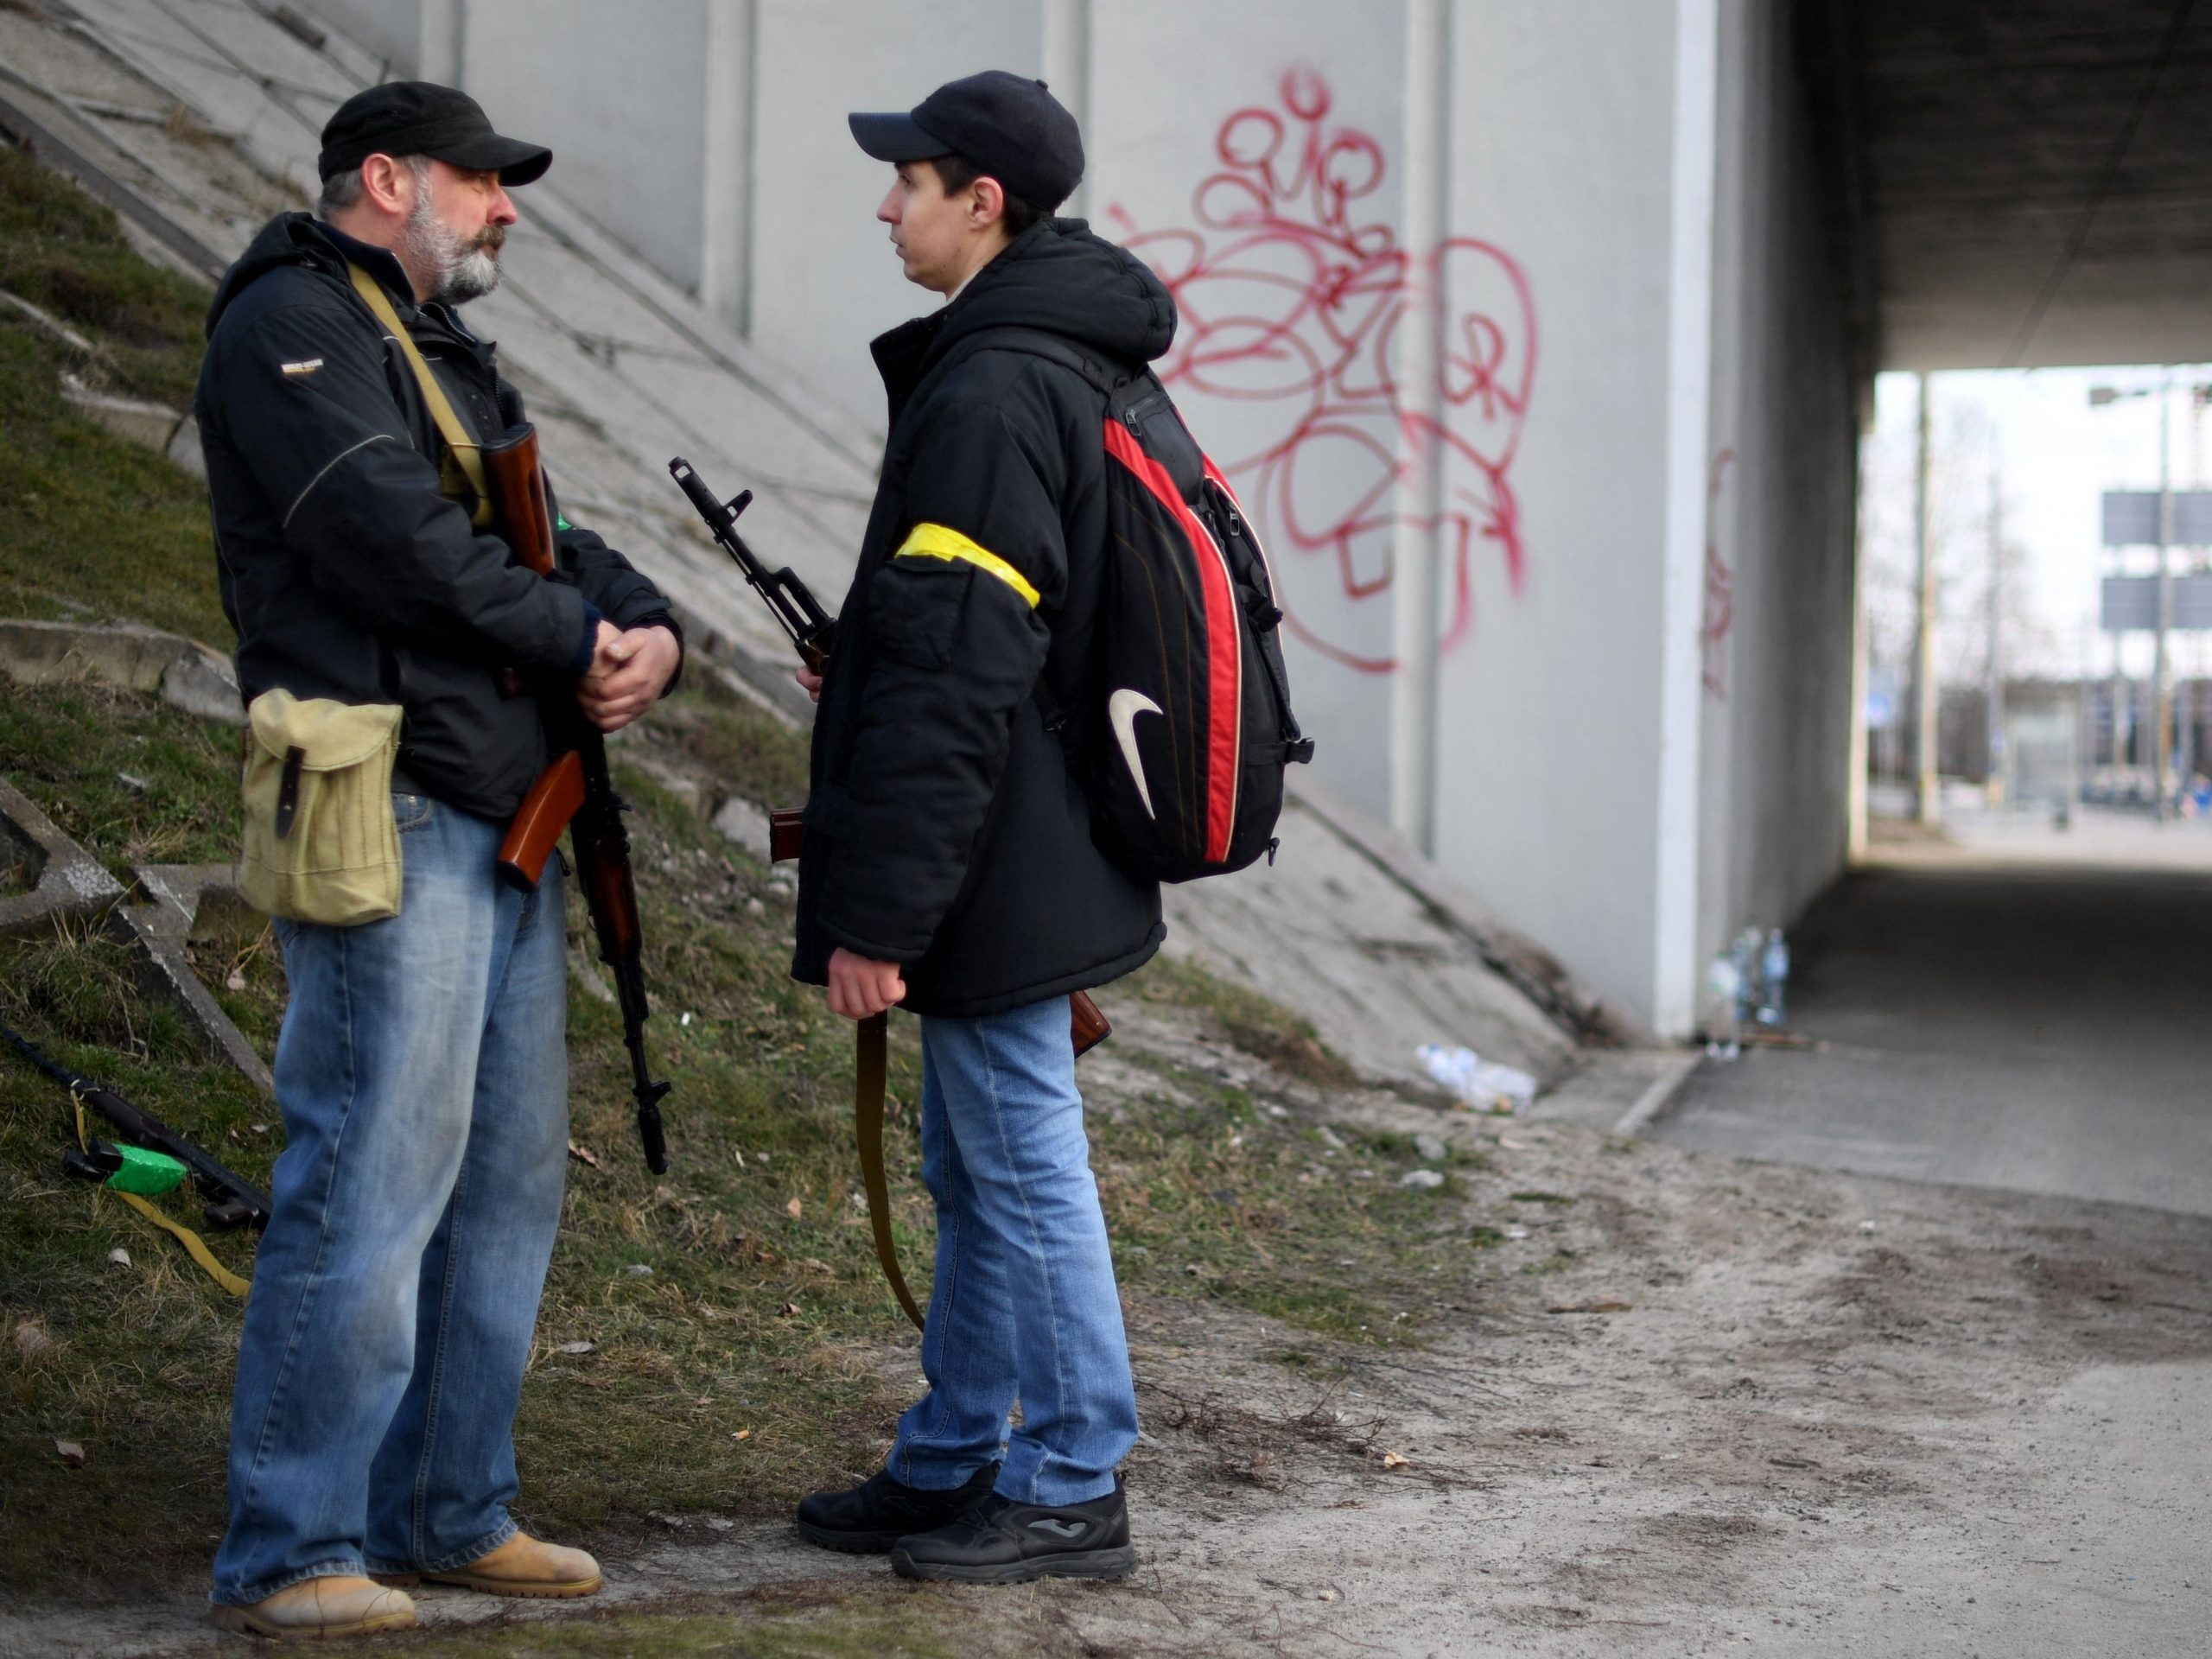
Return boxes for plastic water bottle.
[1730,930,1759,1031]
[1706,955,1742,1059]
[1758,929,1789,1027]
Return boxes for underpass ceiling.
[1851,0,2212,371]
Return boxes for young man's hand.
[797,666,823,703]
[580,623,680,732]
[826,946,905,1019]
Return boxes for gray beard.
[403,193,502,306]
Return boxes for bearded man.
[197,83,681,1639]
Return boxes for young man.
[788,71,1174,1583]
[199,83,681,1638]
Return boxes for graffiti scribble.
[1702,448,1736,699]
[1109,69,1537,674]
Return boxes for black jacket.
[791,219,1173,1017]
[198,213,678,821]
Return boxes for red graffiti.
[1701,448,1736,699]
[1109,70,1537,674]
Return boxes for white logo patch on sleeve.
[280,358,325,376]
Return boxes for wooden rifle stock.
[484,424,672,1172]
[500,749,585,889]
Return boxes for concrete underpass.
[5,2,2212,1653]
[1652,1,2212,1220]
[1659,829,2212,1217]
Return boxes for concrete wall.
[1422,0,1682,1023]
[1089,1,1414,813]
[291,0,1861,1033]
[301,0,426,77]
[460,0,717,302]
[748,0,1046,420]
[1700,0,1859,1007]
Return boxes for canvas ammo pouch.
[239,689,404,925]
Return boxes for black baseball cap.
[849,70,1083,211]
[318,81,551,187]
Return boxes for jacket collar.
[313,219,486,349]
[307,218,414,308]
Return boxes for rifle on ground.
[488,426,672,1173]
[667,456,1110,1332]
[3,1021,270,1230]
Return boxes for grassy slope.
[0,143,1480,1617]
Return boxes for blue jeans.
[887,996,1138,1506]
[212,794,569,1605]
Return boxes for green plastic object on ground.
[105,1143,187,1197]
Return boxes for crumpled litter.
[1417,1044,1537,1114]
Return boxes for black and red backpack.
[982,330,1315,884]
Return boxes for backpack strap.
[943,328,1128,749]
[346,263,493,528]
[959,326,1138,401]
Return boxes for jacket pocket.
[868,559,972,671]
[238,690,404,926]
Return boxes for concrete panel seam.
[1651,0,1721,1038]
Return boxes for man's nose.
[876,184,899,226]
[488,183,518,226]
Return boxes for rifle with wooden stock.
[667,456,1110,1331]
[487,425,671,1173]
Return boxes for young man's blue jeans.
[212,794,569,1605]
[887,995,1138,1506]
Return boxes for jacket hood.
[922,218,1176,376]
[206,212,409,338]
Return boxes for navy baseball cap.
[849,70,1083,210]
[319,81,551,186]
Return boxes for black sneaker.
[794,1464,1000,1554]
[887,1478,1135,1584]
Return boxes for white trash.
[1417,1044,1537,1114]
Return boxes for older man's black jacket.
[791,219,1173,1017]
[198,213,678,821]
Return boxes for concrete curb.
[1611,1052,1703,1136]
[112,863,275,1096]
[0,781,272,1095]
[0,776,126,937]
[0,618,244,724]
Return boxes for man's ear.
[359,153,414,218]
[969,175,1005,230]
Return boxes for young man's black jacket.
[791,218,1173,1017]
[198,212,680,822]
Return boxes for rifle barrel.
[1,1022,272,1229]
[667,458,834,667]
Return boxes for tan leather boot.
[208,1575,417,1639]
[421,1531,601,1599]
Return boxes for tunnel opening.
[1661,3,2212,1214]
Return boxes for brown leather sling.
[772,811,1111,1332]
[853,995,1112,1332]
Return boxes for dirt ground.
[8,1008,2209,1659]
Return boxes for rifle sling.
[855,1013,925,1331]
[346,263,493,528]
[75,1099,250,1299]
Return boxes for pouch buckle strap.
[275,745,306,840]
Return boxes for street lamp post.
[2090,374,2190,817]
[1915,376,1938,826]
[2155,372,2176,820]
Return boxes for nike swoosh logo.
[1027,1517,1086,1538]
[1108,689,1164,820]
